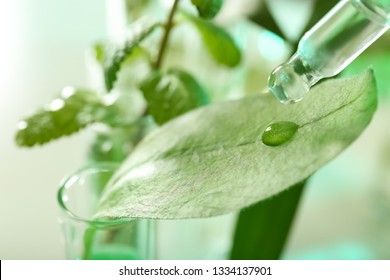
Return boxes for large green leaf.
[190,0,224,19]
[104,19,158,92]
[182,11,241,67]
[140,69,210,125]
[15,88,115,147]
[95,71,377,220]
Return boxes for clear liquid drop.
[268,54,319,104]
[262,121,299,146]
[101,141,113,153]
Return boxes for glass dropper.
[268,0,390,104]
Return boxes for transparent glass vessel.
[268,0,390,103]
[57,162,237,260]
[57,163,155,260]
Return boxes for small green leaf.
[182,11,241,67]
[95,71,377,220]
[93,42,106,64]
[248,1,285,40]
[15,88,105,147]
[191,0,224,19]
[104,19,158,92]
[140,69,210,125]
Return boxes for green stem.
[154,0,181,69]
[83,227,97,260]
[230,180,307,260]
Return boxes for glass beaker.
[57,162,155,260]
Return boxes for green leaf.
[230,180,306,260]
[104,19,158,92]
[182,11,241,67]
[248,1,285,40]
[93,42,106,65]
[342,35,390,98]
[87,120,151,164]
[190,0,224,19]
[140,69,210,125]
[83,227,97,260]
[300,0,339,39]
[95,71,377,220]
[15,88,105,147]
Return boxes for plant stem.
[154,0,181,69]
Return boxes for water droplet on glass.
[261,121,299,146]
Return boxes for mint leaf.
[191,0,224,19]
[104,19,158,92]
[182,11,241,67]
[95,71,377,220]
[15,88,106,147]
[140,69,210,125]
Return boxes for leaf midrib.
[124,83,370,171]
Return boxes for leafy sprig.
[191,0,224,19]
[140,69,210,125]
[104,19,160,91]
[16,88,107,147]
[16,0,236,146]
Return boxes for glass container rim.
[57,162,135,227]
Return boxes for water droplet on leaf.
[61,86,76,99]
[102,91,119,106]
[48,98,65,111]
[101,141,113,153]
[262,121,299,146]
[17,121,28,130]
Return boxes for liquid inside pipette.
[268,0,390,104]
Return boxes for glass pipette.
[268,0,390,104]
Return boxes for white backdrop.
[0,0,108,259]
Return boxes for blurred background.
[1,0,389,259]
